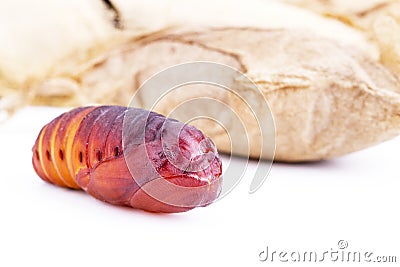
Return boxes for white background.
[0,107,399,266]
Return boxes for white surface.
[0,106,399,266]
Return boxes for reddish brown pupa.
[32,106,222,213]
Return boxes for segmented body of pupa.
[32,106,222,213]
